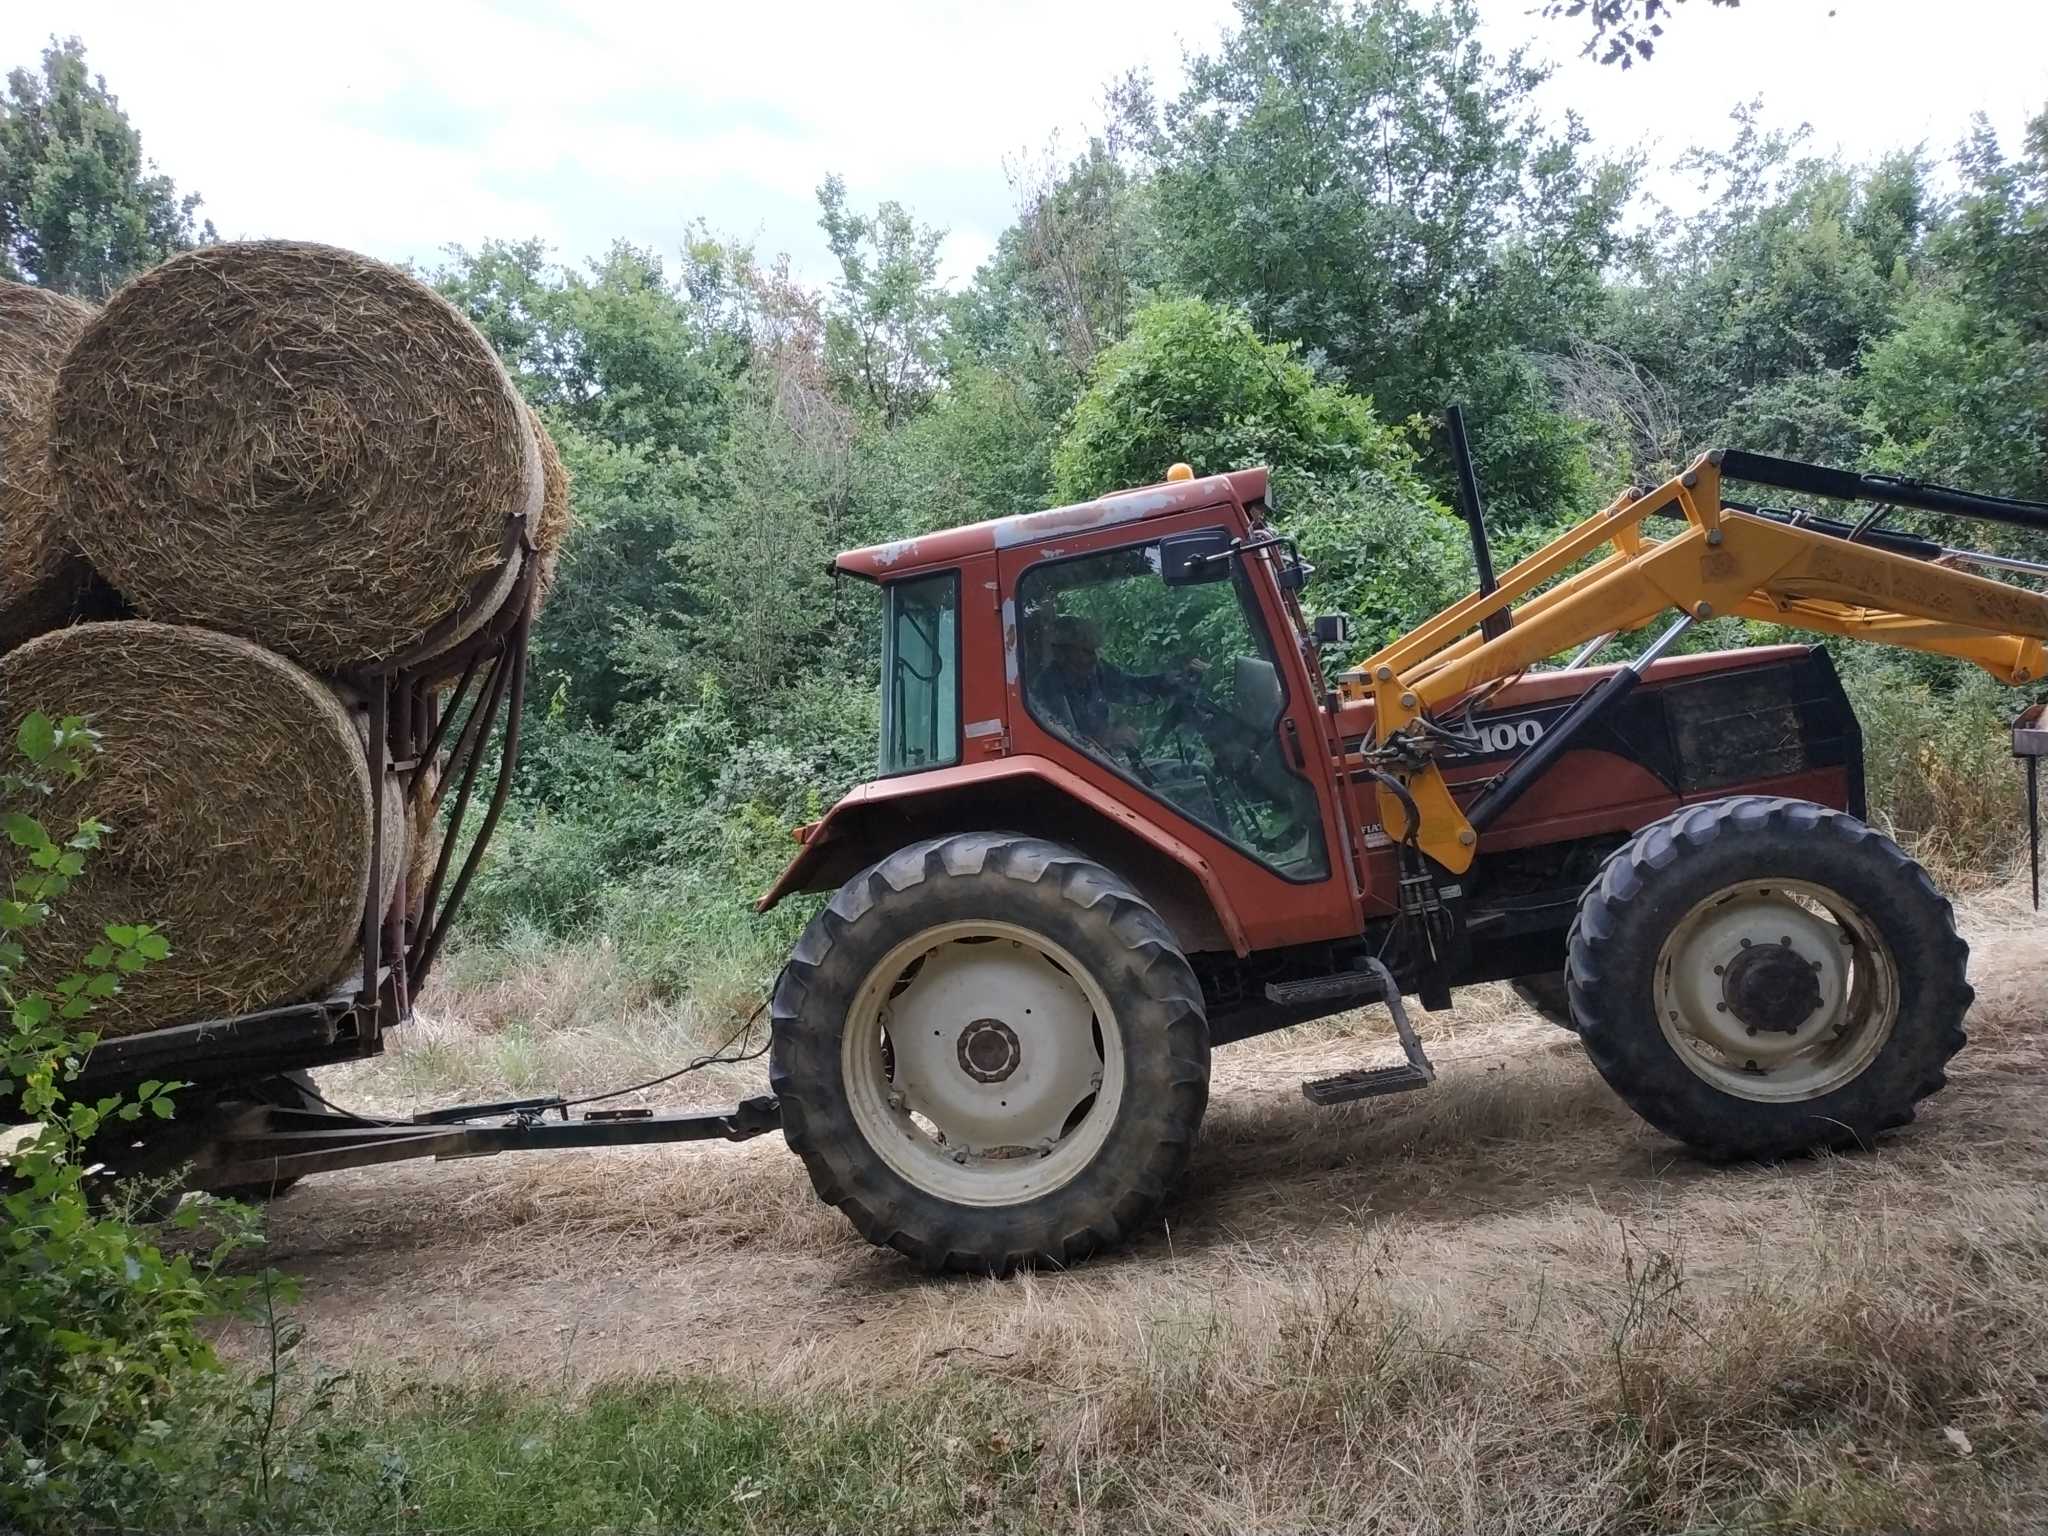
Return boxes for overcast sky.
[5,1,2045,288]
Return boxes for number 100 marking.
[1478,719,1545,753]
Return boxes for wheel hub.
[958,1018,1022,1083]
[1654,879,1898,1102]
[1721,941,1823,1034]
[859,930,1112,1177]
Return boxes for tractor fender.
[757,755,1247,956]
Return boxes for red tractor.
[759,435,2048,1272]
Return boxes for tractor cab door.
[1001,512,1360,951]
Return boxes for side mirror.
[1159,529,1234,586]
[1312,614,1351,646]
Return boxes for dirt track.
[258,899,2046,1395]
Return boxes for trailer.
[54,560,776,1198]
[41,432,2048,1262]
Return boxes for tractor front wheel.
[770,833,1209,1273]
[1568,796,1970,1160]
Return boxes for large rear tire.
[770,833,1209,1274]
[1568,796,1970,1160]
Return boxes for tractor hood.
[833,467,1271,582]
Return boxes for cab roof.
[833,466,1271,583]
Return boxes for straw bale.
[0,621,395,1035]
[0,282,95,651]
[528,403,573,605]
[48,242,539,668]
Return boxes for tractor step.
[1300,957,1437,1107]
[1263,969,1389,1007]
[1302,1062,1433,1104]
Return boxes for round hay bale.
[0,621,394,1036]
[528,403,573,606]
[403,759,444,923]
[49,242,541,670]
[0,283,96,651]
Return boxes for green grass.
[134,1371,1042,1536]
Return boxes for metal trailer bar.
[66,988,381,1093]
[191,1094,784,1189]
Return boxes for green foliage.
[437,238,737,459]
[1143,0,1628,520]
[1860,114,2048,505]
[1602,111,1928,460]
[434,245,733,731]
[1841,660,2025,876]
[1055,297,1410,499]
[0,36,212,295]
[953,123,1164,394]
[1054,297,1473,642]
[85,1370,1038,1536]
[1543,0,1742,69]
[0,714,276,1534]
[816,175,949,427]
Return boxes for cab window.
[880,571,959,775]
[1017,540,1328,880]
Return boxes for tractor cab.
[762,466,1367,958]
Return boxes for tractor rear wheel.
[770,833,1209,1273]
[1568,796,1970,1160]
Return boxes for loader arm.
[1356,448,2048,874]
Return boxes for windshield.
[879,570,960,775]
[1017,539,1328,880]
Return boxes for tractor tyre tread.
[1566,795,1969,1161]
[770,832,1208,1274]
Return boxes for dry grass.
[253,874,2048,1532]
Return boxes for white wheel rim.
[1654,878,1898,1103]
[842,920,1125,1207]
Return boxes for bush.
[0,713,274,1533]
[1843,658,2025,879]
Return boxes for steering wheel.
[1142,671,1215,759]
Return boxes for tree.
[1053,298,1471,644]
[1141,0,1624,525]
[1860,110,2048,507]
[0,36,212,295]
[1601,108,1932,463]
[436,238,736,460]
[816,176,949,428]
[1540,1,1742,67]
[434,242,744,730]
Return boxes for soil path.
[257,916,2046,1392]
